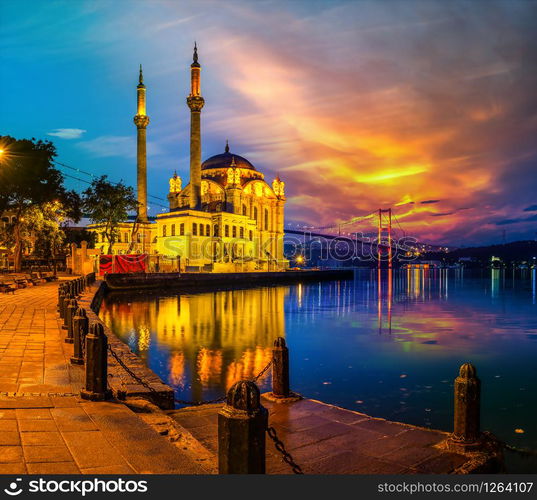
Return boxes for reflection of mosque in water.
[99,287,287,397]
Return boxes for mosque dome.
[201,142,257,171]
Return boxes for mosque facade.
[89,45,287,272]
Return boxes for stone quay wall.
[78,281,175,409]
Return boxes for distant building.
[89,45,288,272]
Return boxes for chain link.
[80,330,87,358]
[107,345,272,407]
[267,426,304,474]
[107,344,227,406]
[252,360,272,382]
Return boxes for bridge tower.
[377,208,392,269]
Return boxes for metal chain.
[80,330,87,358]
[107,344,226,406]
[107,344,159,394]
[252,360,272,382]
[267,426,304,474]
[107,345,272,406]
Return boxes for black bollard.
[65,299,78,343]
[218,380,268,474]
[71,308,88,365]
[450,362,481,449]
[57,291,65,314]
[80,323,111,401]
[60,293,72,326]
[272,337,290,398]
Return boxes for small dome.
[202,150,256,171]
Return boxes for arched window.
[232,226,237,238]
[199,224,204,236]
[254,207,258,222]
[249,230,253,241]
[206,224,210,236]
[225,225,229,237]
[192,223,197,236]
[242,204,247,216]
[240,227,244,239]
[162,225,167,237]
[264,209,269,230]
[214,224,219,237]
[171,224,176,236]
[180,223,185,235]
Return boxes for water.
[99,268,537,472]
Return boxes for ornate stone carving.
[227,167,241,186]
[133,115,150,128]
[169,172,182,193]
[187,95,205,112]
[272,177,285,197]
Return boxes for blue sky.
[2,0,537,245]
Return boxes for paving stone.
[21,431,65,446]
[18,419,58,432]
[352,418,408,436]
[15,409,52,420]
[23,445,74,463]
[0,446,24,463]
[26,462,80,474]
[0,420,18,432]
[51,407,99,431]
[82,402,205,473]
[414,452,468,473]
[61,430,131,469]
[0,409,17,419]
[0,462,27,473]
[381,444,445,467]
[0,432,21,446]
[81,464,136,474]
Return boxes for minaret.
[134,64,150,222]
[186,42,205,209]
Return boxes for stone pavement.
[169,398,490,474]
[0,279,205,474]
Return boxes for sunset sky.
[1,0,536,246]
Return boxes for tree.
[0,136,81,271]
[82,175,139,254]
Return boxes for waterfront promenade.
[0,279,205,474]
[1,278,500,475]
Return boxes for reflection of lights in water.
[491,269,500,298]
[138,325,151,352]
[225,347,272,390]
[297,283,303,307]
[413,269,420,298]
[197,348,223,386]
[169,351,186,388]
[531,267,537,304]
[99,287,287,400]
